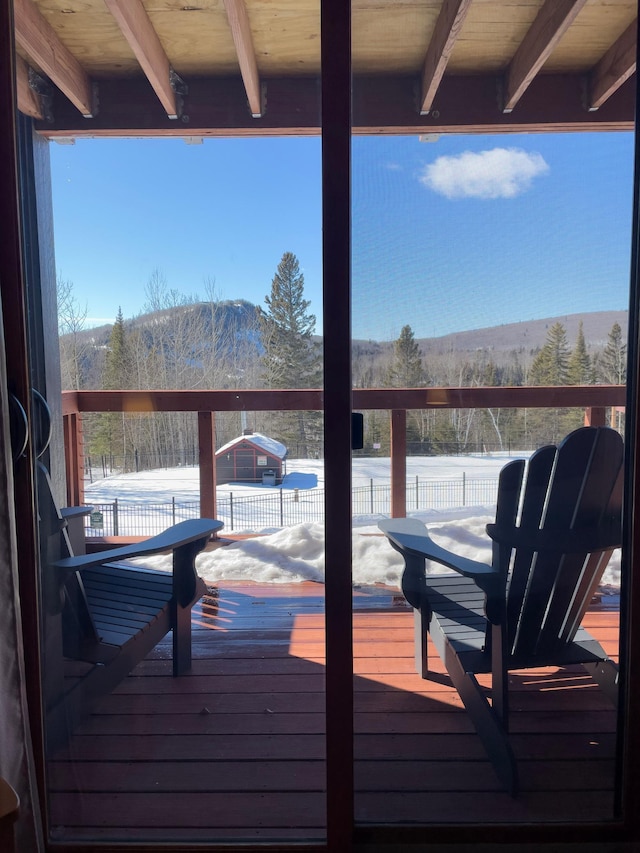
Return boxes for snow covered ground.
[84,454,622,590]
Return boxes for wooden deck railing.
[61,385,626,519]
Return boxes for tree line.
[360,319,626,456]
[58,255,626,470]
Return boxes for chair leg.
[414,606,429,678]
[491,623,509,729]
[172,603,193,677]
[444,640,518,795]
[583,659,618,705]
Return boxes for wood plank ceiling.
[12,0,638,137]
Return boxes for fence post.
[584,406,607,427]
[135,449,139,472]
[229,493,234,531]
[462,472,466,507]
[370,478,374,514]
[113,499,119,536]
[390,409,407,518]
[198,411,217,519]
[172,496,176,525]
[63,411,84,506]
[280,488,284,527]
[416,475,419,509]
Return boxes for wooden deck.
[47,582,620,843]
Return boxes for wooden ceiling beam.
[354,73,635,134]
[34,73,635,138]
[15,54,42,120]
[14,0,94,117]
[420,0,473,115]
[589,20,637,111]
[503,0,588,113]
[103,0,179,119]
[223,0,262,118]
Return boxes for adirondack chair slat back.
[494,427,623,664]
[36,461,100,648]
[550,432,623,649]
[501,446,555,643]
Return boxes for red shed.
[215,431,287,485]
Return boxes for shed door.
[235,448,255,481]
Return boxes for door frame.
[3,0,640,848]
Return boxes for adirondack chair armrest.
[379,517,499,596]
[53,518,223,579]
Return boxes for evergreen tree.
[102,308,133,390]
[383,325,427,453]
[91,308,133,464]
[598,322,627,384]
[260,253,322,457]
[385,325,425,387]
[529,322,570,386]
[567,321,592,385]
[528,322,575,442]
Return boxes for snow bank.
[89,455,622,590]
[134,512,622,590]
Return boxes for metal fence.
[83,476,499,537]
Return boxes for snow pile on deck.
[134,511,621,590]
[89,455,621,590]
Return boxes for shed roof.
[216,433,287,460]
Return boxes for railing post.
[63,411,84,507]
[390,409,407,518]
[113,499,119,536]
[584,406,607,427]
[198,411,217,520]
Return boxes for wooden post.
[63,412,84,506]
[198,411,217,520]
[584,406,607,427]
[390,409,407,518]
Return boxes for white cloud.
[419,147,549,199]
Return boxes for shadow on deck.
[47,582,619,843]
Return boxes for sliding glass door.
[350,0,634,841]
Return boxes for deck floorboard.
[48,582,620,842]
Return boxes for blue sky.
[50,131,634,341]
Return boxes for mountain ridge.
[69,304,628,352]
[416,310,628,354]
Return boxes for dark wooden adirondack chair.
[37,461,223,750]
[379,426,623,794]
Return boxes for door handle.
[31,388,52,459]
[8,393,28,462]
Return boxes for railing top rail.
[61,386,626,416]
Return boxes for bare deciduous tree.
[57,276,89,391]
